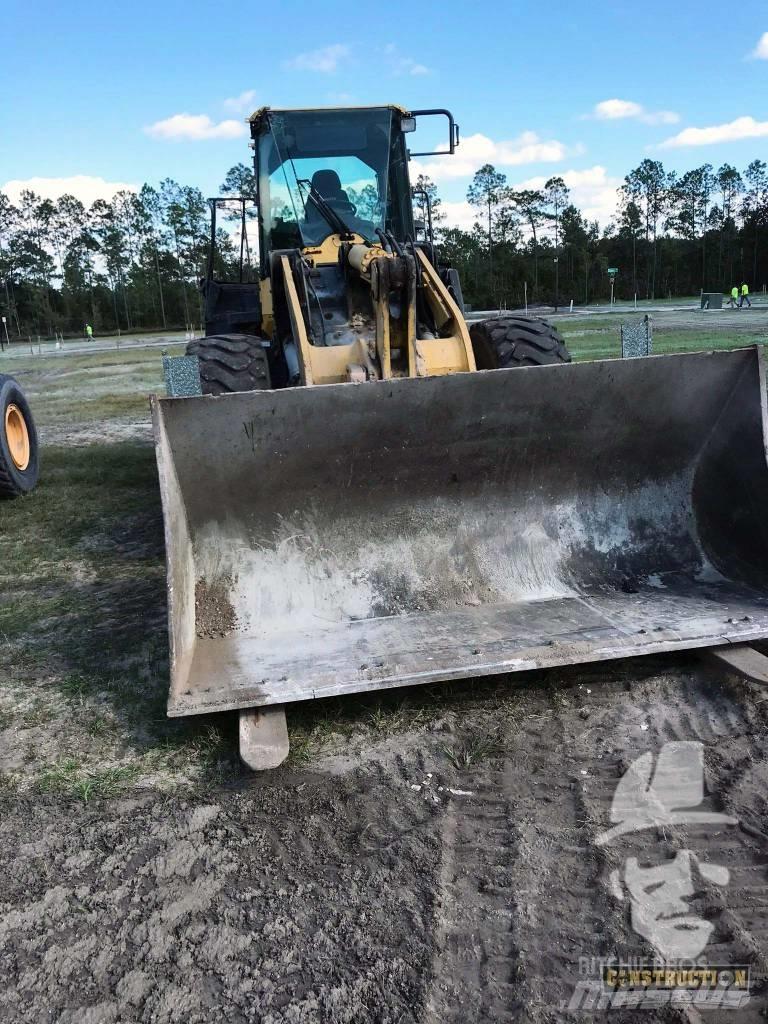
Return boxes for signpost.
[1,316,8,352]
[607,267,619,306]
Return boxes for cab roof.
[248,105,409,131]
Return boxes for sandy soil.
[1,658,766,1023]
[38,420,154,446]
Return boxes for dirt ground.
[1,659,767,1022]
[2,345,768,1021]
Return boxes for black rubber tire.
[0,374,39,497]
[186,334,271,395]
[470,315,571,369]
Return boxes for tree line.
[1,156,766,338]
[0,180,248,340]
[431,158,768,310]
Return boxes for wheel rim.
[5,404,30,471]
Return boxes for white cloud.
[145,113,246,141]
[640,110,680,126]
[223,89,257,114]
[433,167,622,233]
[589,98,679,125]
[438,200,477,232]
[400,58,429,76]
[411,131,568,182]
[383,44,429,76]
[283,44,349,73]
[512,166,622,228]
[593,99,644,120]
[659,115,768,148]
[748,31,768,59]
[2,175,137,206]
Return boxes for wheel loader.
[151,104,768,769]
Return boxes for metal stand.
[620,315,653,358]
[702,644,768,686]
[239,706,290,770]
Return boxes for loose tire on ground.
[0,374,39,497]
[470,315,571,369]
[186,334,271,395]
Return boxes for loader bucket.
[151,347,768,718]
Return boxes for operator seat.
[311,170,351,207]
[305,170,357,235]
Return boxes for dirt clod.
[194,576,238,638]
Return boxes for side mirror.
[407,109,460,157]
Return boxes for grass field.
[559,316,768,362]
[9,346,184,429]
[2,313,767,798]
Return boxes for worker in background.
[85,323,93,340]
[729,286,739,308]
[740,282,751,309]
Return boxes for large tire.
[0,374,39,497]
[186,333,271,395]
[470,315,571,369]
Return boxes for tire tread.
[186,334,271,395]
[470,315,571,369]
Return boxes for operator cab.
[252,106,415,256]
[200,104,462,370]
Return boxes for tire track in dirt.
[425,768,520,1021]
[424,693,631,1022]
[424,661,768,1021]
[494,691,656,1021]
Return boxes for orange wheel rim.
[5,404,30,471]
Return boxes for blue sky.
[2,0,767,229]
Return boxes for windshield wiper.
[298,179,354,240]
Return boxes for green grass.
[0,441,196,791]
[0,343,239,793]
[37,759,142,803]
[441,731,504,770]
[8,346,184,427]
[558,321,768,363]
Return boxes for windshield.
[258,108,394,249]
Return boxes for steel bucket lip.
[168,581,768,716]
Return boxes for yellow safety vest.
[742,284,749,296]
[731,287,739,298]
